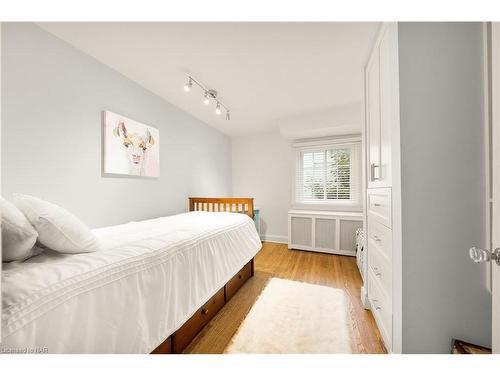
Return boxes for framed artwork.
[103,111,160,177]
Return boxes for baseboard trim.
[261,235,288,244]
[360,285,370,309]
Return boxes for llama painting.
[103,111,160,177]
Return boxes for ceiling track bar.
[186,75,230,113]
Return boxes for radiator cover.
[288,210,363,256]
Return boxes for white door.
[492,22,500,353]
[469,22,500,354]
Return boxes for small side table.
[253,208,261,238]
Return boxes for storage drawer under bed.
[173,287,225,353]
[170,260,253,353]
[225,261,252,301]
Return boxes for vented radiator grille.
[290,216,313,247]
[288,211,362,256]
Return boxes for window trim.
[292,137,362,210]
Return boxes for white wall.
[232,131,292,243]
[0,21,3,340]
[1,23,232,228]
[278,102,362,140]
[398,22,491,353]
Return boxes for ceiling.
[38,22,379,137]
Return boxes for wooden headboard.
[189,197,254,219]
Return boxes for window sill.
[288,208,363,218]
[291,201,362,213]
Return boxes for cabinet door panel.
[379,29,392,186]
[367,47,381,188]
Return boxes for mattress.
[1,211,262,354]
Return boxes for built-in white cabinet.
[366,26,393,189]
[378,32,393,187]
[363,23,400,353]
[367,188,393,348]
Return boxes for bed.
[1,197,261,354]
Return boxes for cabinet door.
[366,46,381,188]
[379,29,392,186]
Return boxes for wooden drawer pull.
[225,261,252,301]
[201,308,209,315]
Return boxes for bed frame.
[151,197,256,354]
[189,197,254,219]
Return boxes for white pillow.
[13,194,101,254]
[1,197,39,262]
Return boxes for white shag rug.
[225,278,352,354]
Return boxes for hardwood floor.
[184,242,387,354]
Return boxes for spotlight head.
[203,92,210,105]
[215,103,222,115]
[183,78,192,92]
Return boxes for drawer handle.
[373,235,382,242]
[238,274,243,279]
[201,308,209,315]
[370,163,380,181]
[373,203,382,207]
[372,267,382,277]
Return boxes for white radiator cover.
[288,210,363,256]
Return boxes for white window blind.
[295,142,360,205]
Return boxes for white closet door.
[379,29,393,187]
[367,46,381,188]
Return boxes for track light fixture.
[183,75,230,120]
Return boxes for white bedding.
[1,211,261,353]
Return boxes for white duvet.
[1,211,262,353]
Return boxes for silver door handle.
[370,163,380,181]
[469,246,500,266]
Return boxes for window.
[294,139,361,207]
